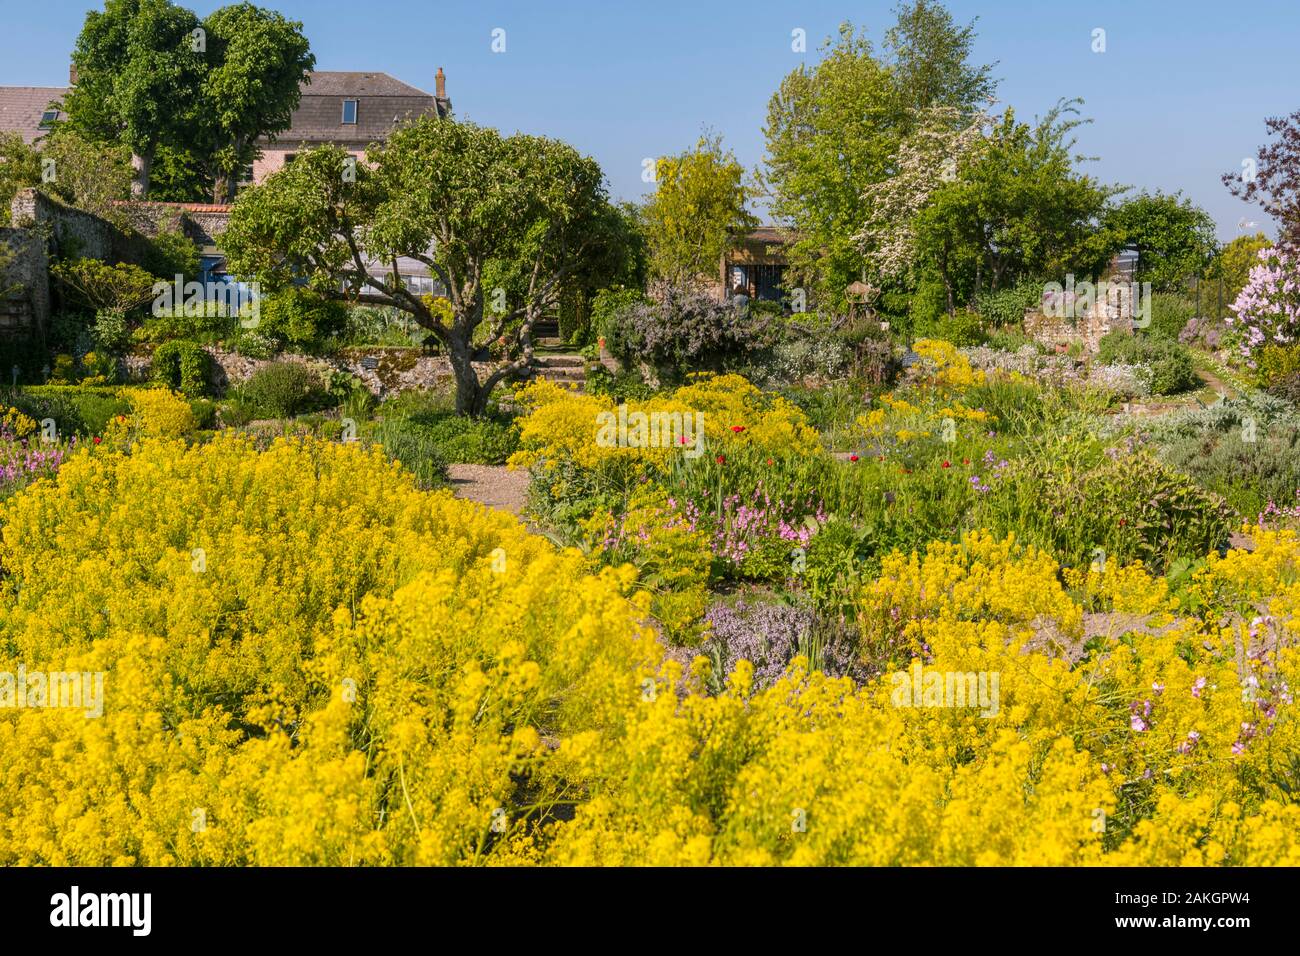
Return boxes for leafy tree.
[0,129,133,225]
[199,3,314,202]
[1223,109,1300,249]
[1104,191,1217,292]
[763,5,995,307]
[64,0,206,197]
[884,0,996,115]
[40,128,135,222]
[0,134,42,225]
[763,24,906,307]
[911,102,1118,311]
[642,133,756,284]
[222,120,611,416]
[63,0,312,202]
[1204,231,1272,305]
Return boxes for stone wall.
[3,188,159,336]
[1023,281,1137,352]
[0,228,47,337]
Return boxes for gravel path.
[447,464,531,517]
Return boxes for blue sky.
[4,0,1297,241]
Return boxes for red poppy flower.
[849,454,859,462]
[962,458,970,465]
[1119,518,1127,527]
[941,460,951,468]
[730,425,746,433]
[766,458,773,465]
[92,436,102,444]
[716,455,726,464]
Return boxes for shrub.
[701,599,862,693]
[600,285,776,383]
[50,258,156,315]
[1097,332,1198,395]
[7,385,130,437]
[120,387,196,438]
[234,361,330,419]
[365,417,449,489]
[1147,292,1196,341]
[138,302,236,344]
[151,339,213,397]
[141,228,200,281]
[254,287,348,353]
[591,286,647,355]
[91,309,132,353]
[975,279,1042,328]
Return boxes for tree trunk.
[447,334,486,417]
[130,148,153,198]
[213,173,232,205]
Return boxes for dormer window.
[39,109,60,128]
[341,99,358,124]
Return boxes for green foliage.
[0,134,41,226]
[1148,292,1196,341]
[984,444,1234,571]
[10,384,130,436]
[976,279,1042,327]
[764,7,994,308]
[591,286,649,356]
[64,0,313,201]
[1103,191,1217,292]
[141,227,200,281]
[138,302,235,344]
[198,3,315,201]
[254,286,348,352]
[915,307,985,346]
[224,118,613,415]
[1097,332,1199,395]
[152,339,212,397]
[1147,396,1300,519]
[231,361,330,418]
[913,102,1120,302]
[91,309,132,353]
[376,390,519,464]
[643,133,757,282]
[364,418,449,489]
[50,258,157,315]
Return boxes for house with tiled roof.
[0,86,68,145]
[250,68,452,186]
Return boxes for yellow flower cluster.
[3,433,1298,865]
[1,406,37,439]
[912,338,986,390]
[0,435,658,865]
[509,373,820,473]
[101,388,197,443]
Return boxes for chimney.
[69,63,79,86]
[435,66,446,99]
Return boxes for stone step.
[534,368,585,382]
[534,354,584,368]
[535,336,564,348]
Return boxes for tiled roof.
[259,70,448,147]
[0,86,68,144]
